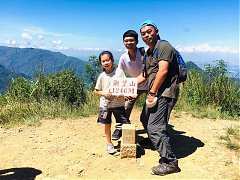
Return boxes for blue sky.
[0,0,239,66]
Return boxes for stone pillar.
[120,124,136,158]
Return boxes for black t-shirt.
[145,40,179,98]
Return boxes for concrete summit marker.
[121,124,136,158]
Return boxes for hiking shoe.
[151,160,181,176]
[107,144,117,155]
[112,129,122,140]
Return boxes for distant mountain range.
[0,64,29,92]
[0,46,88,93]
[185,61,205,74]
[0,46,87,77]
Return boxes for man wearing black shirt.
[138,20,180,176]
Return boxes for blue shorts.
[97,106,129,124]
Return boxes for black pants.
[115,90,146,128]
[97,106,129,124]
[124,90,147,119]
[140,96,177,160]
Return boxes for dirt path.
[0,109,239,180]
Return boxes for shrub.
[6,77,34,102]
[0,95,7,107]
[135,93,147,108]
[33,70,86,106]
[178,60,240,118]
[181,70,206,106]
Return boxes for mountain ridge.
[0,46,87,77]
[0,64,29,93]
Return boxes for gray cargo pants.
[140,96,177,160]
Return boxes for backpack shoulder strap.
[138,47,148,78]
[139,47,145,56]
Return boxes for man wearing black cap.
[138,20,180,176]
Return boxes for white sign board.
[108,78,138,97]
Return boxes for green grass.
[220,126,240,151]
[227,126,240,137]
[0,91,99,127]
[175,96,221,119]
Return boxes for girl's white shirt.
[95,67,126,108]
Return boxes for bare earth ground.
[0,109,239,180]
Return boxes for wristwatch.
[148,91,157,96]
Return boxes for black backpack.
[141,42,187,83]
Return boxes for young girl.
[94,51,129,155]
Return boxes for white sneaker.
[107,144,117,155]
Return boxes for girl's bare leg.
[104,124,112,144]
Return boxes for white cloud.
[75,47,110,51]
[85,48,100,51]
[176,43,239,54]
[56,46,69,50]
[18,45,27,48]
[6,39,17,46]
[37,35,44,40]
[23,26,73,37]
[23,26,45,35]
[51,40,70,50]
[52,40,62,45]
[21,32,32,40]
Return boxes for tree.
[204,60,228,80]
[85,55,101,89]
